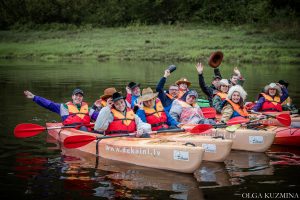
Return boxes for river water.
[0,60,300,199]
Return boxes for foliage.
[0,0,299,29]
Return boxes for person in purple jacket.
[24,88,91,131]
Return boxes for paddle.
[14,123,95,138]
[249,111,291,126]
[189,117,250,134]
[63,128,185,149]
[201,107,217,119]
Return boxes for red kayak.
[269,126,300,146]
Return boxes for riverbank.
[0,24,299,64]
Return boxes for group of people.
[24,62,297,136]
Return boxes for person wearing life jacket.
[175,77,191,99]
[170,90,216,125]
[89,87,117,122]
[136,87,179,131]
[220,85,249,122]
[156,68,179,112]
[94,92,151,137]
[252,82,288,112]
[277,80,299,114]
[196,62,222,106]
[212,79,230,114]
[24,88,91,131]
[125,81,142,110]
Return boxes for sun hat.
[175,77,191,87]
[208,51,223,68]
[100,87,117,100]
[72,88,84,96]
[227,85,247,101]
[138,87,158,102]
[264,83,282,96]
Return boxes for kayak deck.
[46,123,204,173]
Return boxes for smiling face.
[220,85,229,93]
[114,99,126,112]
[268,88,277,96]
[131,87,141,96]
[72,94,83,105]
[186,95,196,105]
[144,99,155,108]
[168,85,179,98]
[230,75,239,85]
[179,83,188,91]
[231,91,241,103]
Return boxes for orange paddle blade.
[63,135,96,149]
[190,124,213,134]
[14,123,46,138]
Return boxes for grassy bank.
[0,24,299,64]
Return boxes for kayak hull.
[182,125,275,152]
[269,126,300,146]
[152,133,232,162]
[46,123,204,173]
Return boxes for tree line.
[0,0,299,29]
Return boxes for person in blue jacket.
[155,69,179,112]
[23,88,91,131]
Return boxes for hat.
[112,92,125,102]
[213,75,222,81]
[175,77,191,87]
[100,87,117,100]
[138,87,158,102]
[219,79,230,86]
[186,90,198,99]
[278,80,289,88]
[72,88,84,96]
[208,51,223,68]
[227,85,247,101]
[264,83,282,96]
[127,82,140,90]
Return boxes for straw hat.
[208,51,223,68]
[175,77,191,87]
[100,87,117,100]
[227,85,247,101]
[138,87,158,102]
[264,83,282,96]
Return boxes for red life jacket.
[63,102,90,125]
[226,99,249,118]
[215,92,227,100]
[260,93,282,112]
[106,108,136,134]
[144,99,168,131]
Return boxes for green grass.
[0,23,299,64]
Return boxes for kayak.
[151,132,232,162]
[182,125,275,152]
[268,126,300,146]
[46,123,204,173]
[259,111,300,126]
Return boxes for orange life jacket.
[106,108,136,134]
[63,102,90,125]
[226,99,249,118]
[166,93,175,100]
[260,93,282,112]
[144,99,168,131]
[177,90,187,99]
[215,92,227,100]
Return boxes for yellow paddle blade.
[225,124,241,132]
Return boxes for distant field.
[0,24,299,64]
